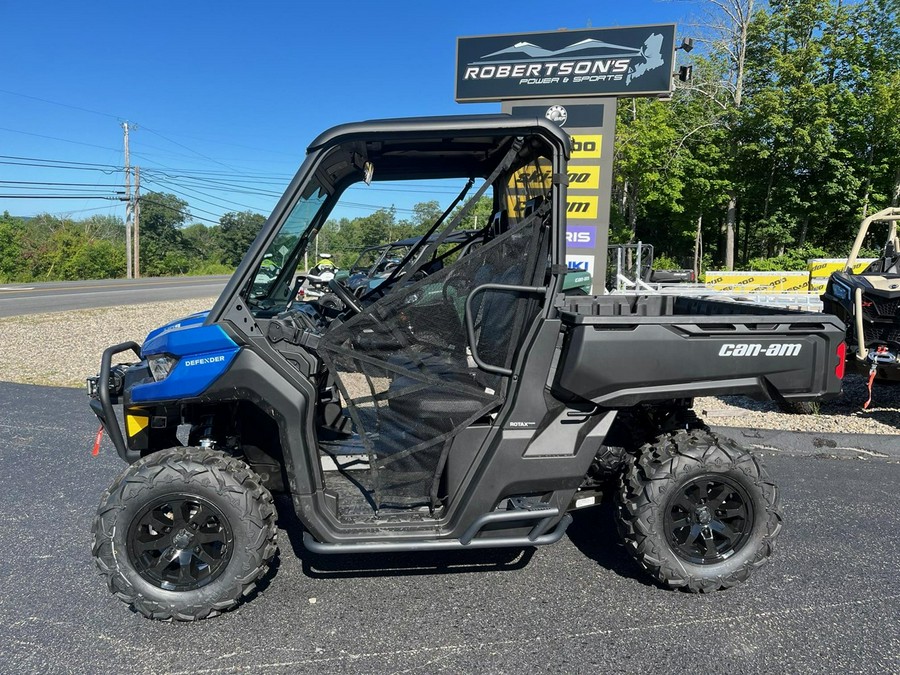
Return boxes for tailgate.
[554,311,845,407]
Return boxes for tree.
[182,223,224,266]
[683,0,758,268]
[138,192,190,276]
[613,98,685,243]
[612,57,730,270]
[0,212,24,282]
[836,0,900,214]
[411,200,443,229]
[219,211,265,266]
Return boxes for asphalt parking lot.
[0,382,898,674]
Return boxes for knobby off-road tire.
[92,447,277,620]
[617,429,782,592]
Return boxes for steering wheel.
[328,278,364,315]
[442,272,469,303]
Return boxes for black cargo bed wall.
[561,294,807,319]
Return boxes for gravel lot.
[0,297,898,434]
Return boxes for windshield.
[238,129,556,319]
[246,181,328,309]
[350,247,386,275]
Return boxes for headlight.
[148,355,177,382]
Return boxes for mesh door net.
[318,219,542,508]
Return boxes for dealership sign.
[456,25,676,102]
[566,225,596,248]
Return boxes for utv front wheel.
[92,448,277,620]
[617,430,782,592]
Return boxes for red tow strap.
[863,346,889,410]
[91,425,104,456]
[863,368,877,409]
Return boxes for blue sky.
[0,0,699,225]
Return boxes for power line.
[0,126,122,152]
[138,196,219,225]
[0,154,122,169]
[141,176,262,214]
[142,176,271,212]
[47,203,121,217]
[142,126,242,172]
[0,180,124,187]
[0,195,122,199]
[0,88,123,120]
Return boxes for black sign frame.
[456,24,676,102]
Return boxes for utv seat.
[386,207,541,428]
[386,264,525,429]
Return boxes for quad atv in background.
[87,115,844,621]
[822,207,900,405]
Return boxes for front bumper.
[87,341,142,462]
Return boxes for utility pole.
[122,122,132,279]
[134,166,141,278]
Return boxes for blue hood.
[143,310,210,345]
[132,310,240,403]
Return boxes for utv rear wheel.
[92,447,277,620]
[617,430,782,592]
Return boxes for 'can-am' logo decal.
[718,344,802,357]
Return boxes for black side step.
[302,508,572,554]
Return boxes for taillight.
[835,342,846,379]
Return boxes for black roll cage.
[206,114,571,329]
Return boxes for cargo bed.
[553,294,845,407]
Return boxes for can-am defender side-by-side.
[822,207,900,405]
[88,115,845,620]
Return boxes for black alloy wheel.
[127,494,233,591]
[93,447,277,620]
[664,475,753,565]
[616,429,782,593]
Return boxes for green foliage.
[744,245,830,271]
[0,212,24,282]
[219,211,265,266]
[0,212,127,281]
[614,0,900,269]
[182,223,224,266]
[138,192,190,276]
[189,262,234,275]
[651,254,682,271]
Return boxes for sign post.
[456,25,677,293]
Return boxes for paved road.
[0,276,229,317]
[0,382,898,674]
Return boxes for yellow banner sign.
[571,134,602,159]
[704,271,809,293]
[807,258,875,275]
[566,195,599,220]
[809,277,830,293]
[509,166,552,191]
[566,165,601,190]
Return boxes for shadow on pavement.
[272,494,653,586]
[564,500,653,588]
[273,495,535,580]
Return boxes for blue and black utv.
[89,115,844,620]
